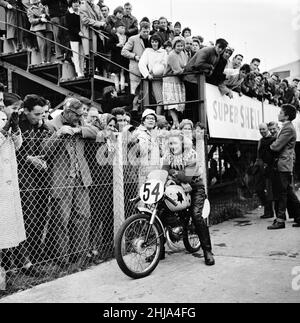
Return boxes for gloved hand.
[10,112,19,133]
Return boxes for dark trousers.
[191,185,212,252]
[46,178,91,265]
[184,81,199,122]
[274,172,300,223]
[255,178,274,217]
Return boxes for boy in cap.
[173,22,182,37]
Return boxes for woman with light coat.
[0,107,26,292]
[138,34,167,115]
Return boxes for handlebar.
[129,196,141,204]
[129,195,177,207]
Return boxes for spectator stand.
[0,8,118,107]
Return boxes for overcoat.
[0,132,26,249]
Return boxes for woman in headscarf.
[131,109,161,187]
[163,36,188,129]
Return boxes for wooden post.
[89,27,95,101]
[142,79,150,110]
[113,133,125,239]
[262,100,265,123]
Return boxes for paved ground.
[1,207,300,303]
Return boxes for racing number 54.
[143,182,161,203]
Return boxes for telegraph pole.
[170,0,173,22]
[213,23,217,43]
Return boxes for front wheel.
[183,218,201,253]
[115,213,164,279]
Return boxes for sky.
[107,0,300,72]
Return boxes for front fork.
[145,206,158,243]
[137,205,165,246]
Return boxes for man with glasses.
[43,97,99,270]
[184,37,193,61]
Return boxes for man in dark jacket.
[122,2,138,37]
[183,38,228,121]
[15,94,50,275]
[154,17,171,45]
[184,38,228,84]
[268,104,300,229]
[42,0,68,59]
[253,123,277,220]
[206,46,234,86]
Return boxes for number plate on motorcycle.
[139,179,165,205]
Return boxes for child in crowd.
[109,21,128,93]
[27,0,52,64]
[66,0,84,78]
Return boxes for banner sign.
[206,84,300,142]
[206,84,263,141]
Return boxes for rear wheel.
[183,218,201,253]
[115,213,164,279]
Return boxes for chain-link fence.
[0,128,259,296]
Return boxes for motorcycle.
[115,170,210,279]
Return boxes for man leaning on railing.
[41,97,98,270]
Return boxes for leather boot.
[192,187,214,265]
[194,219,212,252]
[267,220,285,230]
[204,251,215,266]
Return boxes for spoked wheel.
[183,218,201,253]
[115,213,164,279]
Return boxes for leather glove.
[10,112,19,133]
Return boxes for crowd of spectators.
[0,0,299,123]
